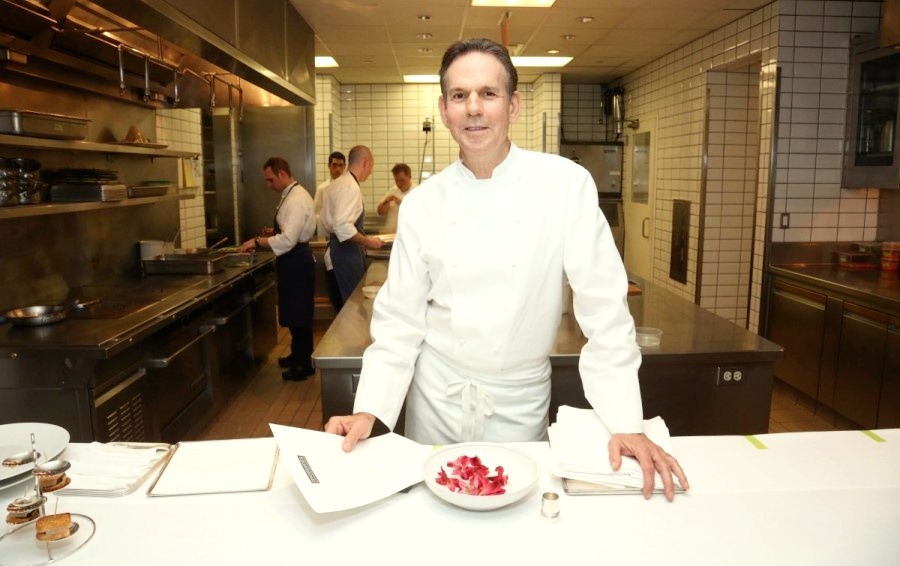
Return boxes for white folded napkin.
[64,442,168,492]
[549,406,680,490]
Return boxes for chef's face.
[328,158,345,180]
[394,170,412,191]
[438,51,520,164]
[263,167,289,192]
[356,155,375,183]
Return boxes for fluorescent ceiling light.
[404,75,440,83]
[512,56,572,67]
[471,0,556,6]
[315,56,338,68]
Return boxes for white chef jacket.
[268,182,315,256]
[313,179,332,242]
[377,183,417,233]
[354,144,643,444]
[319,170,364,243]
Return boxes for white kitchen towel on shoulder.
[549,405,679,490]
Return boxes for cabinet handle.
[245,280,276,304]
[145,325,215,369]
[207,303,249,326]
[642,217,650,239]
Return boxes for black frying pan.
[1,299,99,327]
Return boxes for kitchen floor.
[198,323,833,440]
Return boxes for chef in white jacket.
[325,38,688,501]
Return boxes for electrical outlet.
[717,366,745,386]
[780,213,790,229]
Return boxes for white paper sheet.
[270,424,432,513]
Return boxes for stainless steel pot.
[2,299,99,327]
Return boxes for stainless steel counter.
[313,261,782,436]
[770,264,900,315]
[0,253,276,359]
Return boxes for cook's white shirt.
[320,170,364,243]
[314,179,332,242]
[268,182,315,256]
[378,183,417,233]
[354,144,643,437]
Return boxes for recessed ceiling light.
[511,56,572,67]
[546,49,560,54]
[561,34,576,40]
[575,16,594,23]
[471,0,555,6]
[416,14,431,20]
[404,74,440,83]
[417,33,433,40]
[418,47,433,54]
[315,56,338,68]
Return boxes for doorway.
[624,115,656,280]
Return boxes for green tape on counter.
[744,435,767,449]
[861,430,886,443]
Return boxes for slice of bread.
[35,512,72,541]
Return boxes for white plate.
[0,422,70,482]
[423,443,540,511]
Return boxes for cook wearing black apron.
[274,184,316,381]
[328,209,366,303]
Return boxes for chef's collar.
[457,143,519,180]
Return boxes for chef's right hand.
[324,412,376,452]
[366,236,384,249]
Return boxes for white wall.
[313,76,561,216]
[155,108,205,249]
[563,0,882,332]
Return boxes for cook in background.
[319,145,383,304]
[325,38,689,501]
[375,162,417,234]
[239,157,316,381]
[314,151,347,312]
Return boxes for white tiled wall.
[561,83,608,142]
[560,0,882,331]
[314,78,558,213]
[155,108,205,249]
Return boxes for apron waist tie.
[445,380,495,442]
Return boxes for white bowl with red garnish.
[423,442,540,511]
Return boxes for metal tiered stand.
[1,433,95,564]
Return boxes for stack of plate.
[0,422,70,493]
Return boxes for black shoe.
[278,356,297,368]
[282,366,315,381]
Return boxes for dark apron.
[328,209,366,302]
[274,188,315,328]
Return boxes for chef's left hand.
[608,433,689,502]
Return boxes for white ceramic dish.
[361,285,381,299]
[0,423,70,482]
[423,443,540,511]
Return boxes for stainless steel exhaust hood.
[0,0,315,108]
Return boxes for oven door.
[145,323,216,443]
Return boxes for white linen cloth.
[354,144,642,444]
[65,442,168,491]
[549,405,679,490]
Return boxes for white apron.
[404,344,551,444]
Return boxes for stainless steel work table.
[314,261,782,436]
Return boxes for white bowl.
[361,285,381,299]
[422,443,540,511]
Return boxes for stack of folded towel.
[63,442,169,493]
[549,405,681,491]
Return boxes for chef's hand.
[365,236,384,249]
[608,433,689,502]
[324,412,376,452]
[238,238,256,253]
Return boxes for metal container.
[50,183,127,202]
[0,110,90,140]
[142,253,229,275]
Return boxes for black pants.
[289,326,314,371]
[326,268,344,312]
